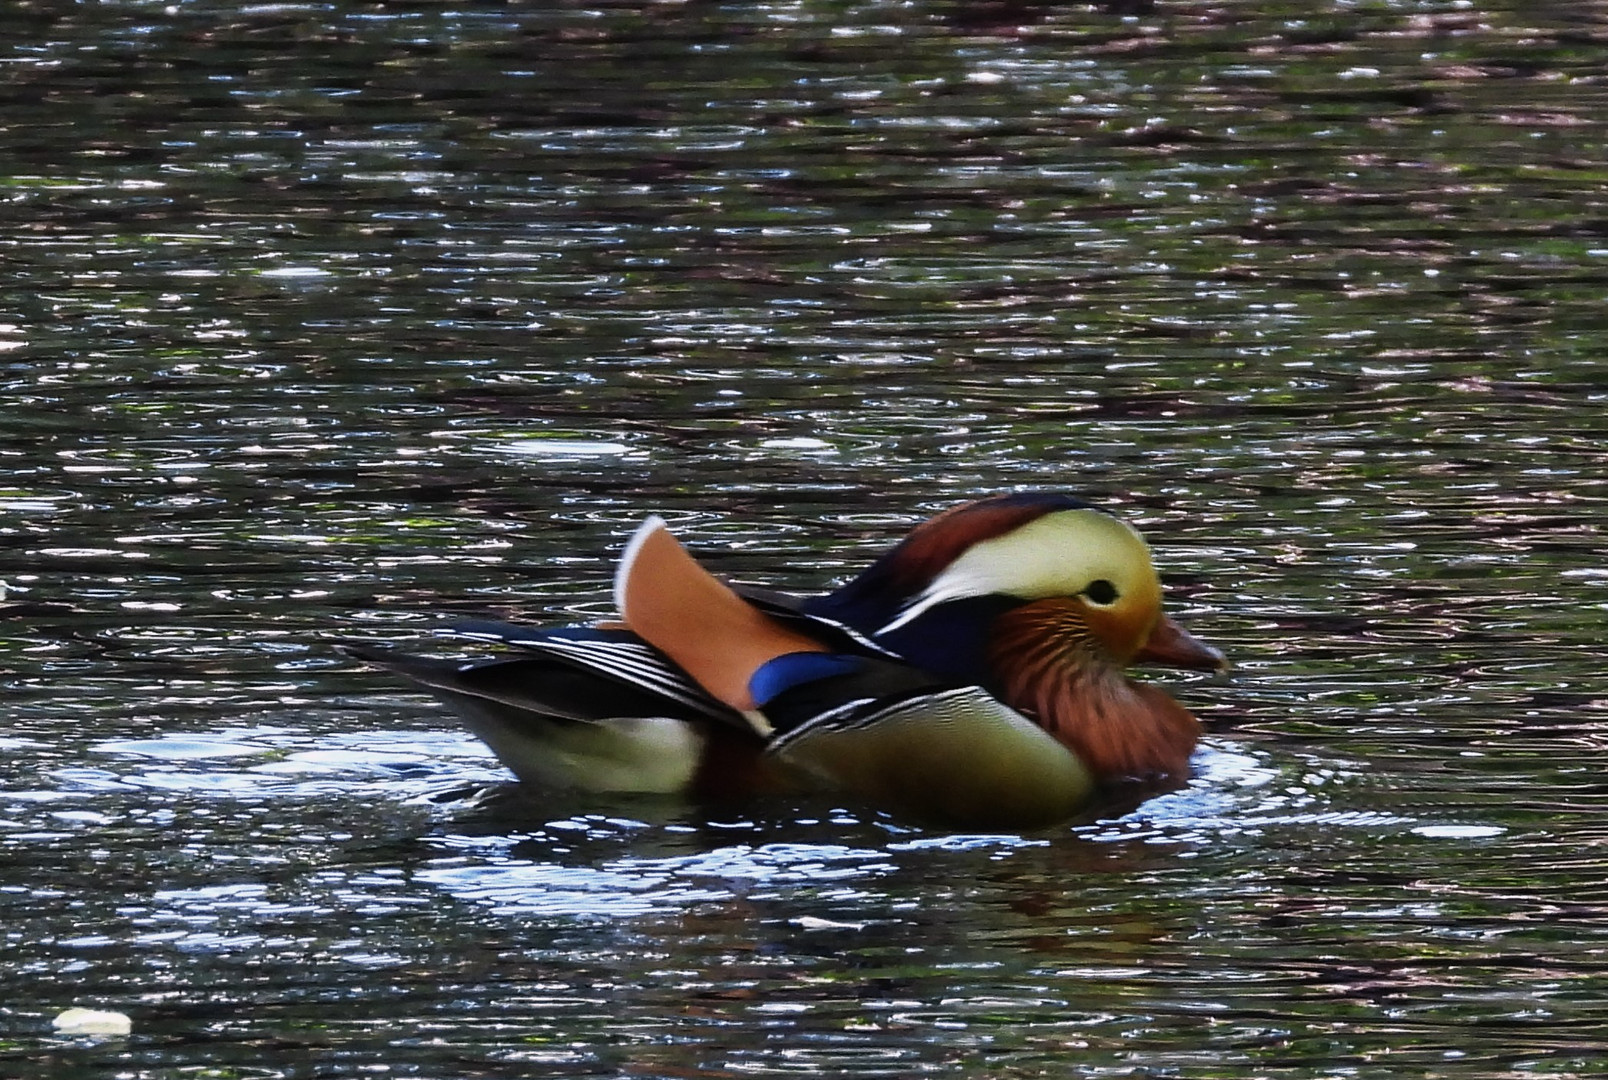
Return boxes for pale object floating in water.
[53,1008,133,1036]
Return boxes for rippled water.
[4,2,1608,1077]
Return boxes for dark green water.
[4,2,1607,1076]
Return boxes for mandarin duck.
[343,493,1226,827]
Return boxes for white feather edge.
[875,579,970,635]
[613,514,668,617]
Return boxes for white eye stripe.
[875,510,1156,635]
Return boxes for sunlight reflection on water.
[67,729,1473,923]
[3,2,1606,1075]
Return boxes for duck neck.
[805,586,1024,688]
[985,599,1200,782]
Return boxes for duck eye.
[1084,579,1119,605]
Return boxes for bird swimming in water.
[343,492,1226,827]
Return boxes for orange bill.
[1134,614,1228,672]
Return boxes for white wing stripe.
[493,635,728,717]
[769,686,997,750]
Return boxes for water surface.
[3,2,1607,1077]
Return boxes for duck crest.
[986,598,1200,779]
[807,492,1097,631]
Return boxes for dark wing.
[340,625,758,794]
[339,644,711,727]
[729,585,902,659]
[437,620,739,722]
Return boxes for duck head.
[806,492,1225,779]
